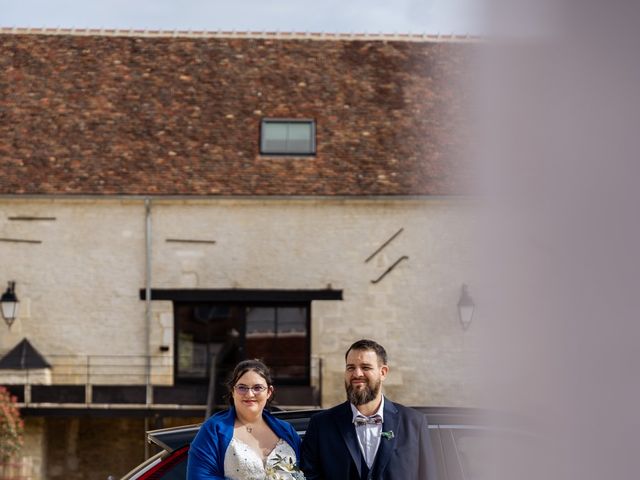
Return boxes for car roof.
[147,406,490,453]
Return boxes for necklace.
[238,419,257,433]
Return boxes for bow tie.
[354,414,383,427]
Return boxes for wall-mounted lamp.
[457,284,475,331]
[1,281,20,328]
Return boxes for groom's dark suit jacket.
[300,398,437,480]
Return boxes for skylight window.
[260,119,316,155]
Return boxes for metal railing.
[0,354,174,386]
[0,353,323,408]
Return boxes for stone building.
[0,29,475,479]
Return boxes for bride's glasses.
[234,384,268,395]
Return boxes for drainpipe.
[144,198,152,404]
[144,197,153,459]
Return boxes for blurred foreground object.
[478,1,640,479]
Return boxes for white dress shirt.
[350,397,385,468]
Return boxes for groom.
[301,339,437,479]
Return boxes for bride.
[187,359,304,480]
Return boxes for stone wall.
[0,196,475,406]
[43,416,146,480]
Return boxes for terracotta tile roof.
[0,32,473,196]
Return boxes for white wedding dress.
[223,437,298,480]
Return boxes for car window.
[451,428,495,480]
[438,425,536,480]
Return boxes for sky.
[0,0,482,35]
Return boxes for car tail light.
[137,445,189,479]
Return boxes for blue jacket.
[187,407,302,479]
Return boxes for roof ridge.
[0,27,480,43]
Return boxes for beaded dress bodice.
[223,437,297,480]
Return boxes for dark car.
[120,407,507,480]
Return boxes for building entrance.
[174,302,310,404]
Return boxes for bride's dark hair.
[225,359,275,407]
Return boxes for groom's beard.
[346,377,381,406]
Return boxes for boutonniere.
[381,430,395,440]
